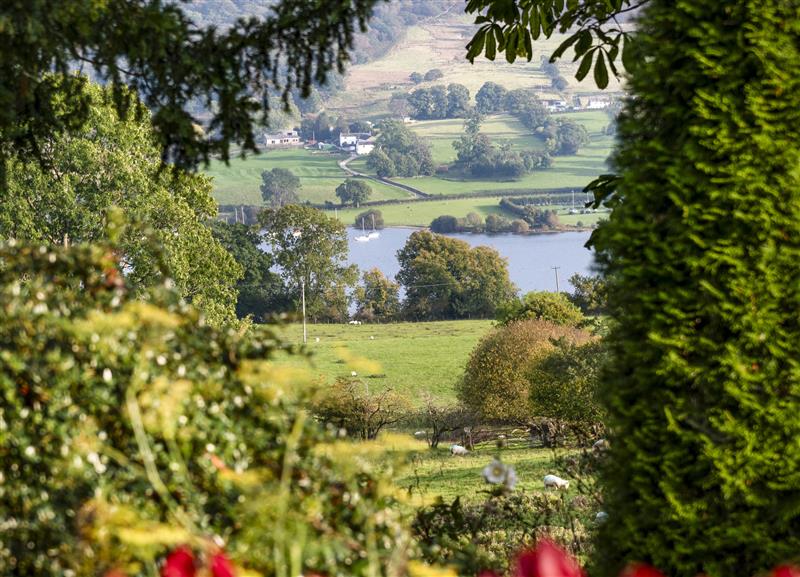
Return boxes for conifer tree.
[592,2,800,575]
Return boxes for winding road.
[338,154,430,199]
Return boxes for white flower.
[482,459,507,484]
[504,466,518,490]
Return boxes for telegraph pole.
[551,266,561,292]
[301,278,307,345]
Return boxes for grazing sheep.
[450,444,469,456]
[413,431,427,439]
[595,511,609,523]
[592,439,609,452]
[543,474,570,490]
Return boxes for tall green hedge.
[592,1,800,575]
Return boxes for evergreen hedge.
[592,1,800,575]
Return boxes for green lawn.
[205,148,408,205]
[275,320,494,403]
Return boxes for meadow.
[275,319,494,402]
[205,148,409,205]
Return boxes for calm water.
[346,227,596,293]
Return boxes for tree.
[496,291,584,326]
[259,205,357,323]
[354,268,401,322]
[551,75,569,91]
[354,209,385,230]
[260,168,301,207]
[553,119,590,155]
[529,339,607,436]
[567,273,608,315]
[0,82,241,325]
[423,68,444,81]
[430,215,460,233]
[335,178,373,207]
[475,82,508,114]
[210,221,292,322]
[415,395,477,449]
[397,230,516,320]
[458,320,592,422]
[587,0,800,572]
[446,83,471,118]
[2,0,387,172]
[410,71,424,84]
[366,147,397,177]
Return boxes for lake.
[346,227,596,294]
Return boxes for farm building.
[355,141,375,155]
[263,130,301,147]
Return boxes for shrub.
[314,378,411,440]
[354,208,385,230]
[591,1,800,575]
[411,395,477,449]
[430,215,459,233]
[458,320,592,422]
[423,68,443,81]
[529,340,607,439]
[497,291,584,326]
[0,237,410,577]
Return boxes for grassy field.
[332,200,607,227]
[275,320,493,403]
[398,441,577,503]
[205,148,409,205]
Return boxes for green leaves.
[594,50,609,88]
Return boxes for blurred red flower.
[515,540,585,577]
[210,552,236,577]
[162,546,196,577]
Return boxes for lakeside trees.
[397,231,516,320]
[261,167,301,207]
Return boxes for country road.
[338,154,430,199]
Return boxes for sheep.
[450,444,469,456]
[592,439,609,452]
[595,511,609,523]
[543,474,570,490]
[413,431,427,439]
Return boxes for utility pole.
[551,266,561,292]
[301,278,307,345]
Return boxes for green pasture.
[275,320,493,403]
[205,148,408,205]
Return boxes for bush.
[410,395,477,449]
[529,340,607,439]
[423,68,443,81]
[430,214,459,233]
[0,237,410,577]
[497,291,584,326]
[458,320,592,422]
[591,1,800,575]
[314,378,411,440]
[354,208,385,230]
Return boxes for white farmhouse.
[339,133,359,148]
[264,130,301,147]
[355,140,375,156]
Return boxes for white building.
[355,141,375,156]
[264,130,301,147]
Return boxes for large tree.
[354,268,401,323]
[261,168,301,207]
[0,82,241,325]
[336,178,373,207]
[259,205,358,323]
[397,230,516,320]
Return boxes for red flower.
[772,567,800,577]
[210,552,236,577]
[478,571,502,577]
[515,540,585,577]
[162,546,196,577]
[620,565,666,577]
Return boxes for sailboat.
[367,213,380,239]
[355,218,370,242]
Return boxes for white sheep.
[592,439,609,452]
[413,431,427,439]
[595,511,609,523]
[450,444,469,456]
[543,474,570,490]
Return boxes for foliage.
[430,215,461,234]
[210,221,293,322]
[410,72,424,84]
[591,1,800,575]
[0,237,411,577]
[313,378,411,440]
[299,112,334,142]
[1,0,388,173]
[397,231,517,321]
[412,396,477,449]
[0,82,240,325]
[497,291,584,327]
[368,121,435,177]
[354,268,402,323]
[354,209,385,230]
[567,274,607,316]
[458,320,591,422]
[259,205,357,323]
[423,69,444,82]
[335,178,373,207]
[261,168,302,208]
[529,340,607,435]
[475,82,508,114]
[464,0,638,89]
[413,493,591,576]
[408,83,472,120]
[499,198,561,230]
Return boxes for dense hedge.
[591,1,800,575]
